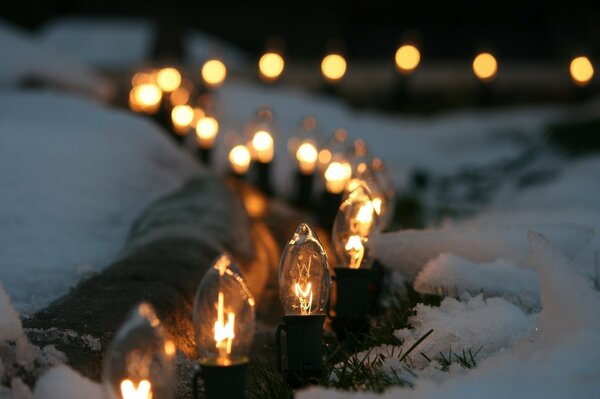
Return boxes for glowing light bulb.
[296,142,318,174]
[321,54,347,82]
[332,184,379,269]
[193,254,255,366]
[395,44,420,74]
[171,104,194,134]
[169,87,190,106]
[201,59,227,88]
[103,303,175,399]
[324,161,352,194]
[259,52,285,81]
[229,145,251,175]
[156,67,181,92]
[346,162,389,229]
[473,52,497,82]
[131,84,162,114]
[570,56,594,86]
[278,223,331,316]
[195,116,219,148]
[252,130,274,163]
[131,72,155,87]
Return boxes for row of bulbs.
[103,176,382,398]
[132,43,596,91]
[128,66,397,214]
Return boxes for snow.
[0,283,23,342]
[299,232,600,399]
[0,90,201,311]
[38,17,248,72]
[370,223,594,281]
[39,18,154,71]
[0,20,111,100]
[32,366,102,399]
[414,254,541,311]
[395,295,537,368]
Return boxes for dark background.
[1,0,598,61]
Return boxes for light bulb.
[296,142,318,175]
[371,157,396,227]
[346,162,388,229]
[103,303,175,399]
[229,145,251,175]
[278,223,331,315]
[321,54,347,82]
[570,56,594,86]
[324,161,352,194]
[473,52,497,82]
[193,254,255,366]
[201,59,227,88]
[332,184,379,269]
[169,87,190,107]
[156,67,181,92]
[259,52,285,82]
[131,84,162,114]
[196,116,219,148]
[251,130,274,163]
[395,44,420,74]
[171,104,194,134]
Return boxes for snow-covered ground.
[0,90,201,312]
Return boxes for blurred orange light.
[570,56,594,86]
[296,142,318,174]
[252,130,275,163]
[324,161,352,194]
[156,67,181,92]
[395,45,420,74]
[472,53,497,82]
[229,145,251,175]
[171,104,194,134]
[201,59,227,88]
[196,116,219,148]
[321,54,347,82]
[259,52,285,81]
[131,84,162,113]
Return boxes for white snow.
[32,366,102,399]
[39,18,154,71]
[414,254,541,311]
[0,90,201,311]
[370,223,594,281]
[0,20,111,100]
[299,232,600,399]
[0,283,23,342]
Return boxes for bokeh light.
[201,59,227,88]
[321,54,347,82]
[472,52,498,82]
[395,45,421,74]
[570,56,594,86]
[259,52,285,81]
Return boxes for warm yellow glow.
[345,178,361,193]
[570,56,594,86]
[131,72,154,87]
[229,145,251,175]
[252,130,275,163]
[294,282,313,315]
[201,59,227,88]
[372,197,382,215]
[169,87,190,106]
[195,116,219,148]
[171,104,194,134]
[345,235,364,269]
[214,291,235,364]
[259,52,285,81]
[321,54,347,82]
[131,84,162,113]
[395,45,421,73]
[164,340,176,356]
[325,161,352,194]
[473,53,498,82]
[356,202,374,226]
[296,142,318,174]
[156,67,181,92]
[120,379,152,399]
[318,149,332,165]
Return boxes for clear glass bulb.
[371,157,396,228]
[278,223,331,315]
[246,107,276,163]
[193,254,255,366]
[332,184,379,269]
[288,116,321,175]
[346,162,389,229]
[103,303,175,399]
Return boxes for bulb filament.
[345,235,364,269]
[214,292,235,363]
[120,379,152,399]
[294,282,313,315]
